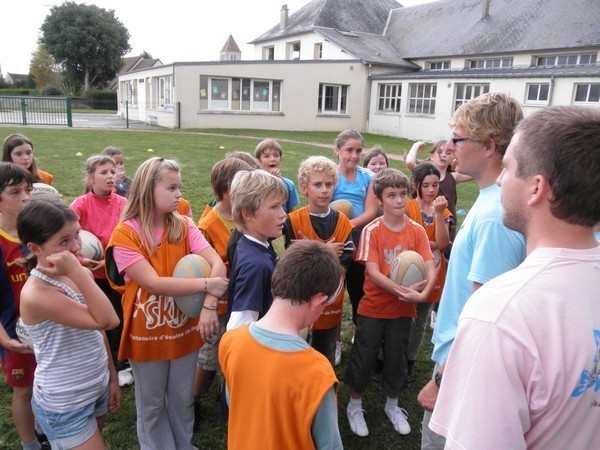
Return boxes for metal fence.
[0,96,72,127]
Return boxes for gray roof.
[221,35,241,53]
[314,27,417,67]
[251,0,402,44]
[371,65,600,80]
[385,0,600,59]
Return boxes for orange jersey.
[356,217,433,319]
[106,221,202,362]
[198,207,236,315]
[177,198,192,218]
[219,325,337,450]
[406,199,452,303]
[288,207,353,329]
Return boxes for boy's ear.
[241,208,253,221]
[309,293,329,311]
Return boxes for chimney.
[481,0,490,20]
[280,4,289,30]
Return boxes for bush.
[80,90,118,110]
[0,89,41,96]
[40,85,63,96]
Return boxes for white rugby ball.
[32,183,60,200]
[15,317,33,349]
[329,199,354,219]
[79,230,104,261]
[172,254,212,318]
[389,250,427,287]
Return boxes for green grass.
[0,125,477,449]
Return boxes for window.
[525,83,549,103]
[123,80,136,105]
[157,76,173,108]
[287,41,301,60]
[318,84,348,114]
[469,58,513,69]
[429,61,450,70]
[408,83,437,115]
[377,83,402,112]
[263,46,274,60]
[536,53,597,67]
[454,83,490,110]
[314,43,323,59]
[199,75,281,112]
[573,84,600,104]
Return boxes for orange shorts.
[1,349,36,388]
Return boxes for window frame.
[377,83,402,113]
[199,75,281,112]
[468,58,513,69]
[407,82,437,115]
[156,75,173,108]
[318,83,348,115]
[453,83,490,110]
[524,83,550,104]
[536,53,597,67]
[573,83,600,104]
[428,61,450,70]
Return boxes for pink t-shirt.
[112,218,210,280]
[430,246,600,449]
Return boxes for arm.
[451,171,474,184]
[197,245,227,340]
[22,251,119,330]
[405,141,426,171]
[0,323,33,354]
[311,386,343,449]
[394,258,437,303]
[433,198,451,252]
[350,183,378,228]
[102,333,121,414]
[417,361,445,412]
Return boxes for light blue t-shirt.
[226,322,342,449]
[281,176,300,213]
[332,166,374,219]
[595,231,600,242]
[431,184,526,365]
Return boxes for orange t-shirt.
[406,199,452,303]
[38,169,53,185]
[288,207,353,329]
[356,217,433,319]
[106,221,203,362]
[219,325,337,450]
[198,207,236,315]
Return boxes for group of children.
[1,129,466,448]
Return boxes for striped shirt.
[25,269,108,413]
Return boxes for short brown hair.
[255,139,283,158]
[514,106,600,226]
[372,168,410,199]
[297,156,338,190]
[271,240,341,305]
[230,170,288,227]
[224,151,261,169]
[362,146,388,168]
[450,92,524,158]
[210,158,251,201]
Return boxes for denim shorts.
[31,388,108,450]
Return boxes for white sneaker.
[347,405,369,437]
[385,406,411,435]
[118,368,134,387]
[430,310,437,329]
[335,340,342,366]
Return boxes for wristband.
[202,304,218,311]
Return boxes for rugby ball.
[79,230,104,261]
[389,250,427,287]
[32,183,60,200]
[329,199,354,219]
[172,254,212,318]
[15,317,33,349]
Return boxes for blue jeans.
[31,388,108,450]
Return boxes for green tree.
[39,2,130,92]
[29,45,62,88]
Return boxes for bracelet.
[202,304,218,311]
[204,278,208,293]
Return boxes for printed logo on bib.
[133,288,189,329]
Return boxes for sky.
[1,0,438,75]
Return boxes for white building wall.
[252,32,354,60]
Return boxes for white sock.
[385,396,398,410]
[349,397,362,410]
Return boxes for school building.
[115,0,600,142]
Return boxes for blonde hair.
[121,157,188,255]
[230,170,288,226]
[85,154,115,176]
[255,139,283,158]
[450,92,524,158]
[297,156,338,190]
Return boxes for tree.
[39,2,130,92]
[29,45,62,88]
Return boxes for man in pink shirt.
[430,106,600,449]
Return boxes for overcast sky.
[1,0,437,75]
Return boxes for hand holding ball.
[389,250,427,287]
[79,230,104,261]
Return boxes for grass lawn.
[0,125,478,449]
